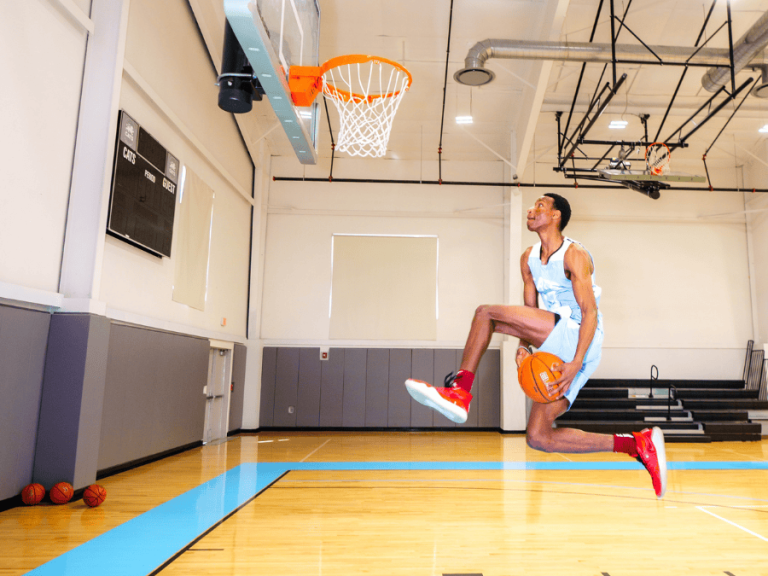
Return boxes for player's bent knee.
[526,430,555,453]
[474,305,491,319]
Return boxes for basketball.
[20,483,45,506]
[83,484,107,508]
[518,352,563,403]
[49,482,74,505]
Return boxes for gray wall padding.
[261,347,501,429]
[0,305,51,500]
[228,344,247,432]
[34,313,111,490]
[97,324,209,471]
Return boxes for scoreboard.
[107,111,180,257]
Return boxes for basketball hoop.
[289,55,412,158]
[645,142,671,176]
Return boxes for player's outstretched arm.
[550,244,598,397]
[517,247,538,366]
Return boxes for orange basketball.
[20,483,45,506]
[83,484,107,508]
[50,482,74,505]
[518,351,563,403]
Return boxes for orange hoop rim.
[645,142,671,176]
[320,54,413,103]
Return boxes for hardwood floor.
[3,432,768,576]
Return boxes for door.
[204,345,233,444]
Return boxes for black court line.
[724,572,737,576]
[149,470,290,575]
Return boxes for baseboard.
[500,430,527,434]
[0,494,21,513]
[96,441,203,480]
[228,428,262,436]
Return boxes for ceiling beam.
[513,0,571,180]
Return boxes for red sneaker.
[405,378,472,424]
[633,427,667,498]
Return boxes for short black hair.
[544,193,571,231]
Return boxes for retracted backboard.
[224,0,321,165]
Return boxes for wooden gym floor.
[3,432,768,576]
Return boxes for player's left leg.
[526,398,668,498]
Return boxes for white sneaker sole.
[651,426,667,499]
[404,379,468,424]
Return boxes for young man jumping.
[405,193,667,498]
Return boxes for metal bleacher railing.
[744,340,767,401]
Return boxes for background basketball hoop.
[290,55,413,158]
[646,142,671,176]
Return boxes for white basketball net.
[646,143,671,176]
[322,61,410,158]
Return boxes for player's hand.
[516,346,532,367]
[549,359,582,400]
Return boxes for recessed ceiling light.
[609,120,628,129]
[759,124,768,133]
[456,115,473,124]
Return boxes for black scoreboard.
[107,111,180,258]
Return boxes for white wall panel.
[0,1,88,291]
[745,144,768,348]
[261,159,506,344]
[98,0,253,337]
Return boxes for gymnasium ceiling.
[189,0,768,184]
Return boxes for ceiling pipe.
[455,10,768,96]
[701,10,768,93]
[454,39,732,86]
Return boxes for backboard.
[224,0,321,165]
[597,169,707,199]
[598,169,707,183]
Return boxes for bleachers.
[556,342,768,443]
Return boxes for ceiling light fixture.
[456,116,473,124]
[760,124,768,133]
[609,120,628,129]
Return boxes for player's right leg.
[405,305,557,424]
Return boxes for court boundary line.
[696,505,768,542]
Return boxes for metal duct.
[701,11,768,92]
[454,39,731,86]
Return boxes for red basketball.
[83,484,107,508]
[50,482,74,505]
[518,351,563,403]
[21,483,45,506]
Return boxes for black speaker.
[218,20,263,113]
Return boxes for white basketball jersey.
[527,237,602,327]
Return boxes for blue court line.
[24,460,768,576]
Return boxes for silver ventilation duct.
[454,39,731,86]
[701,11,768,92]
[749,63,768,98]
[455,10,768,95]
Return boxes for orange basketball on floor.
[83,484,107,508]
[50,482,74,505]
[20,483,45,506]
[518,351,563,403]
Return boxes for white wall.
[98,0,254,337]
[745,140,768,349]
[260,157,507,346]
[0,0,89,292]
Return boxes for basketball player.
[405,193,667,498]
